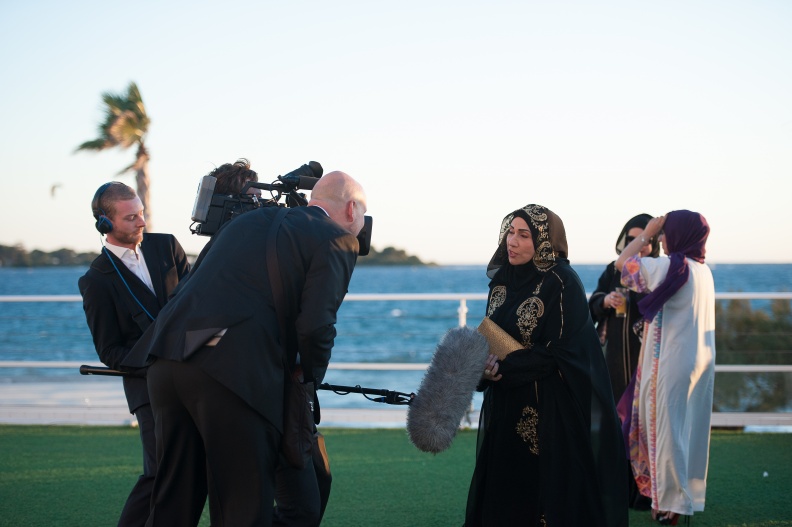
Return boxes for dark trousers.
[118,403,156,527]
[273,431,333,526]
[146,358,280,527]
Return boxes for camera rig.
[189,161,372,255]
[190,161,322,236]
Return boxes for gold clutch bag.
[477,317,521,360]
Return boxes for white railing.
[3,291,792,325]
[1,293,791,427]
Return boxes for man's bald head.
[308,171,367,235]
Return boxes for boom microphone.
[278,161,323,190]
[407,326,489,454]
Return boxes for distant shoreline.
[2,244,790,268]
[0,244,435,268]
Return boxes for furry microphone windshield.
[407,326,489,454]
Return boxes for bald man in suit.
[79,182,190,526]
[126,171,367,527]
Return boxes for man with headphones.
[78,181,190,527]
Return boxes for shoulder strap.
[266,208,312,379]
[102,247,156,330]
[266,207,289,328]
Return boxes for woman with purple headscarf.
[615,210,716,525]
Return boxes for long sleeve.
[589,263,616,323]
[295,233,358,383]
[78,273,135,371]
[493,268,595,390]
[495,346,558,387]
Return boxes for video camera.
[190,161,372,255]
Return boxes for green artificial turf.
[0,426,790,526]
[320,428,476,526]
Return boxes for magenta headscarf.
[637,210,710,320]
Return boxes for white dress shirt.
[104,241,155,294]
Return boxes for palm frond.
[77,82,150,153]
[101,93,130,114]
[126,83,151,131]
[107,110,145,148]
[74,138,112,152]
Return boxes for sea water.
[0,264,790,410]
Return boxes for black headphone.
[91,182,120,234]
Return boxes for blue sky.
[1,0,790,264]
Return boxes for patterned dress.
[621,255,716,515]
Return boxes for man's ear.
[345,200,356,223]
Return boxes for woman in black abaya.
[465,205,627,527]
[589,213,660,401]
[589,213,659,512]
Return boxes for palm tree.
[75,82,153,229]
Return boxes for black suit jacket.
[78,233,190,412]
[124,206,358,432]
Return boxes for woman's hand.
[604,291,624,310]
[483,353,503,382]
[644,215,666,239]
[616,214,666,271]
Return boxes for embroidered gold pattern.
[516,296,544,346]
[516,405,539,455]
[522,205,556,271]
[487,286,506,317]
[534,241,554,269]
[524,204,548,224]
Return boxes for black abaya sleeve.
[495,347,557,388]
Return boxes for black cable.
[103,246,155,321]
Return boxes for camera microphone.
[407,326,489,454]
[278,161,323,190]
[191,175,217,222]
